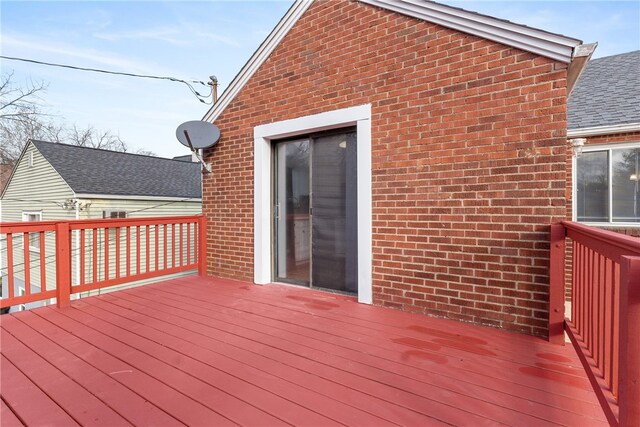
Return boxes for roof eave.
[359,0,582,63]
[567,123,640,138]
[202,0,588,124]
[567,43,598,96]
[74,193,202,202]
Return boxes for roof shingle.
[32,141,201,199]
[568,50,640,130]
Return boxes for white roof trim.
[203,0,313,123]
[567,123,640,138]
[203,0,583,123]
[360,0,581,63]
[74,194,202,202]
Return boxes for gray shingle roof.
[568,50,640,130]
[32,141,201,199]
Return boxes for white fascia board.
[567,123,640,138]
[203,0,313,123]
[73,193,202,202]
[203,0,581,125]
[359,0,580,63]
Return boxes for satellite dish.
[175,121,221,173]
[176,121,220,150]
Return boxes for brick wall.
[202,0,570,337]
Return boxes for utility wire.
[0,55,213,104]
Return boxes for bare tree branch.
[1,72,152,166]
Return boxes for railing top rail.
[1,222,58,233]
[1,215,203,232]
[68,215,202,230]
[561,221,640,257]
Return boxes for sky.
[1,1,639,159]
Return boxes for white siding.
[73,198,201,289]
[1,143,74,300]
[1,143,202,308]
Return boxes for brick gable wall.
[202,0,569,337]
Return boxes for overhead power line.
[0,55,214,104]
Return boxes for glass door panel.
[311,131,357,293]
[275,140,311,285]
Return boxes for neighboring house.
[0,162,12,193]
[567,50,640,236]
[0,140,202,312]
[199,0,595,337]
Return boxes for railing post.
[549,223,566,345]
[55,222,71,308]
[198,215,207,277]
[619,255,640,427]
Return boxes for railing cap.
[560,221,640,256]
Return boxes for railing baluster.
[571,242,580,325]
[611,263,620,399]
[179,223,184,266]
[164,224,168,269]
[608,260,615,393]
[7,233,14,299]
[187,222,191,265]
[136,226,141,275]
[116,227,121,278]
[155,224,159,272]
[104,228,109,281]
[597,253,605,372]
[603,257,612,387]
[23,232,31,296]
[146,225,150,273]
[80,229,85,285]
[40,231,46,292]
[126,226,131,277]
[172,223,176,268]
[93,228,98,283]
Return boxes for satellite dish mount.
[175,121,221,173]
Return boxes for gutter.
[567,123,640,138]
[73,193,202,202]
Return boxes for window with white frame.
[575,144,640,224]
[22,211,42,251]
[103,210,127,219]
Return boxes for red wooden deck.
[1,275,607,426]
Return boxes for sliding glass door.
[275,140,311,284]
[274,130,357,294]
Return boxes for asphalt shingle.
[568,50,640,130]
[32,141,201,199]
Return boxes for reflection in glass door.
[274,130,358,294]
[275,140,311,285]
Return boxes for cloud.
[190,30,241,48]
[93,27,188,46]
[93,24,241,48]
[1,33,173,75]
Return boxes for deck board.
[1,397,24,427]
[104,285,594,425]
[0,275,608,426]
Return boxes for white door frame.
[253,104,372,303]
